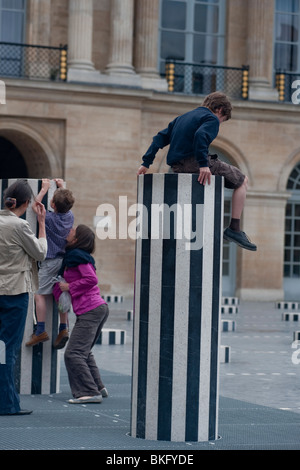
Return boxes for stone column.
[26,0,52,79]
[67,0,101,83]
[105,0,141,86]
[131,174,224,442]
[134,0,167,91]
[27,0,51,45]
[247,0,278,101]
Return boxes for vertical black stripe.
[225,347,229,363]
[31,181,49,394]
[31,342,43,394]
[185,175,204,441]
[136,174,152,439]
[1,179,8,208]
[209,176,223,440]
[157,174,177,441]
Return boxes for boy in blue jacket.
[137,91,256,251]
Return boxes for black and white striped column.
[0,179,61,394]
[131,173,224,442]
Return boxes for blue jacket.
[142,107,219,168]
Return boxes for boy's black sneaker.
[224,227,257,251]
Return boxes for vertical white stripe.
[214,178,224,439]
[131,174,144,437]
[171,174,192,441]
[26,179,39,233]
[145,173,164,440]
[198,177,215,441]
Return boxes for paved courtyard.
[0,299,299,452]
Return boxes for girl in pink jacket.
[53,224,109,403]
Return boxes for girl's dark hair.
[3,180,33,209]
[68,224,95,254]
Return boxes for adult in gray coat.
[0,180,47,415]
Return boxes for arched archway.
[277,148,300,192]
[0,121,63,179]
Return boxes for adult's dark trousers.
[64,304,109,398]
[0,293,29,414]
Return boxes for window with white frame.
[284,162,300,279]
[0,0,26,43]
[158,0,226,74]
[274,0,300,72]
[0,0,27,77]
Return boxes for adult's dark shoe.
[25,331,49,347]
[53,329,69,349]
[1,410,33,416]
[224,227,257,251]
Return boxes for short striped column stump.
[221,319,236,332]
[221,306,238,314]
[96,328,126,344]
[282,313,300,321]
[1,179,61,395]
[222,297,239,306]
[127,310,133,321]
[276,301,300,310]
[131,174,224,442]
[102,294,123,303]
[96,328,126,345]
[219,345,230,363]
[293,331,300,341]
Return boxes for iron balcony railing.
[164,60,249,100]
[275,70,300,103]
[0,42,67,82]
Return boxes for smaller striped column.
[131,173,224,442]
[293,331,300,341]
[276,301,300,310]
[221,319,236,332]
[0,179,61,394]
[282,313,300,321]
[96,328,126,345]
[219,345,230,363]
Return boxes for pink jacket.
[53,263,106,315]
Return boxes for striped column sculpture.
[0,179,61,394]
[131,173,224,442]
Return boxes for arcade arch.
[0,121,63,179]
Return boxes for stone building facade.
[0,0,300,301]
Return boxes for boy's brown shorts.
[171,155,245,190]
